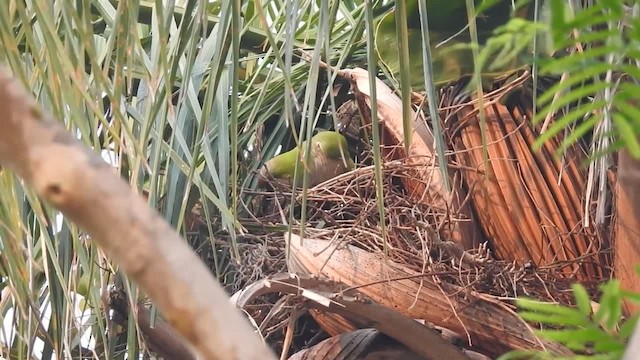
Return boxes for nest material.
[338,67,483,251]
[279,162,587,356]
[292,163,600,304]
[233,68,613,358]
[323,68,610,281]
[249,160,590,356]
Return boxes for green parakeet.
[260,131,354,187]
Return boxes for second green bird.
[260,131,354,187]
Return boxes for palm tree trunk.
[615,149,640,314]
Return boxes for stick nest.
[248,155,606,306]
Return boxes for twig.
[109,291,196,360]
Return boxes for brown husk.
[438,75,611,280]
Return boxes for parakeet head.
[310,130,352,163]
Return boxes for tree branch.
[109,290,195,360]
[0,66,275,360]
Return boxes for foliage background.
[0,0,639,359]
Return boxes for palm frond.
[0,0,390,357]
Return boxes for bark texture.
[615,150,640,315]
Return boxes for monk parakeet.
[260,131,354,187]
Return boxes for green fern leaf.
[572,284,593,316]
[520,312,589,327]
[533,100,606,151]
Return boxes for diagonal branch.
[0,66,275,360]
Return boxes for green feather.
[261,131,354,187]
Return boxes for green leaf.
[417,0,450,192]
[540,327,611,343]
[394,0,412,155]
[536,63,610,105]
[519,312,589,327]
[613,113,640,158]
[539,46,618,74]
[533,99,606,150]
[572,283,593,316]
[497,350,553,360]
[534,82,609,124]
[595,280,623,331]
[557,113,602,155]
[618,313,640,340]
[517,298,568,314]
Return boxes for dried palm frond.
[267,162,588,356]
[288,329,425,360]
[337,67,482,250]
[286,231,571,357]
[233,273,471,359]
[439,74,612,281]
